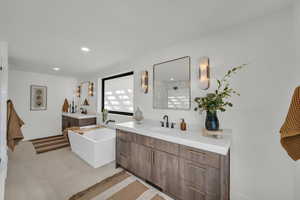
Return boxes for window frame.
[101,71,134,116]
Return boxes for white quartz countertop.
[115,121,231,155]
[62,112,97,119]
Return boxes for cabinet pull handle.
[187,148,206,156]
[152,151,155,165]
[188,162,206,171]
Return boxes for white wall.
[0,42,8,200]
[293,1,300,199]
[81,7,297,200]
[8,70,77,140]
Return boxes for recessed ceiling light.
[81,47,90,52]
[53,67,60,71]
[170,78,174,81]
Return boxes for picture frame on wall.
[30,85,47,111]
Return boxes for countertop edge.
[115,125,230,156]
[62,113,97,119]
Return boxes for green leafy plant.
[194,64,246,114]
[102,108,108,122]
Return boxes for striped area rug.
[69,171,173,200]
[30,135,70,154]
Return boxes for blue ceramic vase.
[205,111,219,131]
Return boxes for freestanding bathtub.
[68,128,116,168]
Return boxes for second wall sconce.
[199,57,210,90]
[141,70,149,93]
[88,82,94,96]
[76,85,81,97]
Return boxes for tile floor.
[5,142,120,200]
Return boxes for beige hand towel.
[62,98,69,112]
[280,87,300,160]
[7,100,24,151]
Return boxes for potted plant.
[194,64,246,131]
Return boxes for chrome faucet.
[105,119,116,125]
[163,115,169,128]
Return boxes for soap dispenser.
[180,119,187,131]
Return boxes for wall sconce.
[199,57,210,90]
[76,85,81,97]
[141,70,149,93]
[88,82,94,96]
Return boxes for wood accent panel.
[179,145,220,168]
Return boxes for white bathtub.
[68,128,116,168]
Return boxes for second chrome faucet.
[161,115,175,128]
[163,115,169,128]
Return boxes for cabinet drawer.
[180,146,220,168]
[182,184,206,200]
[181,182,219,200]
[153,138,179,155]
[134,134,154,147]
[117,130,133,141]
[78,118,96,127]
[180,158,220,196]
[180,159,206,192]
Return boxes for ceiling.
[0,0,292,77]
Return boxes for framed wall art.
[30,85,47,111]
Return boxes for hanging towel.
[7,100,24,151]
[280,87,300,160]
[62,98,69,112]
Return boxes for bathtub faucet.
[105,119,116,125]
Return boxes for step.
[36,143,70,154]
[34,139,69,148]
[31,136,65,144]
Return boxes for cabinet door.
[182,185,205,200]
[151,150,180,197]
[130,143,152,180]
[180,159,220,199]
[116,138,131,169]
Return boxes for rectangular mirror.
[153,56,191,110]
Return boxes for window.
[102,71,134,115]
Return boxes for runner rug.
[69,171,172,200]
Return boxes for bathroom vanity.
[115,121,231,200]
[62,113,97,130]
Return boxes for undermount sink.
[148,126,173,133]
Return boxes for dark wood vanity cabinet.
[116,129,230,200]
[62,115,96,130]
